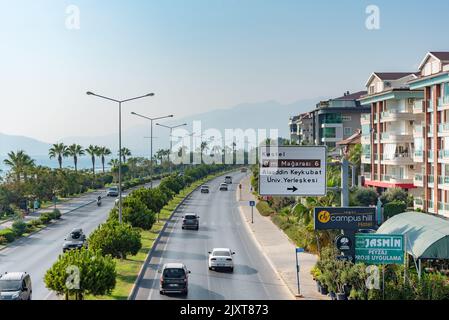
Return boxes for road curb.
[128,171,235,300]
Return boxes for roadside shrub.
[12,220,27,237]
[0,236,7,245]
[380,188,408,205]
[39,212,52,224]
[109,197,156,230]
[50,209,62,220]
[353,187,378,206]
[383,200,407,219]
[30,218,42,227]
[256,201,275,217]
[0,229,15,243]
[88,220,141,259]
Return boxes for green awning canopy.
[377,212,449,260]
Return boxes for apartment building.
[289,115,300,144]
[359,72,424,197]
[288,112,314,145]
[408,52,449,216]
[312,91,369,149]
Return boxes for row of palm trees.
[48,143,132,174]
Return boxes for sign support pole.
[251,206,254,224]
[295,249,302,298]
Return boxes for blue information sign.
[249,201,256,207]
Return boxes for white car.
[208,248,235,272]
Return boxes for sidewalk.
[237,176,328,300]
[0,190,105,230]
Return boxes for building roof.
[377,212,449,259]
[336,129,361,146]
[417,52,449,71]
[333,91,367,101]
[374,72,417,81]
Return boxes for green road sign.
[355,234,404,265]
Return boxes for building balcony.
[428,175,435,185]
[428,150,434,162]
[363,172,372,180]
[438,150,449,161]
[381,175,414,185]
[361,114,371,125]
[361,134,371,145]
[437,176,449,187]
[381,153,414,165]
[414,174,424,187]
[380,132,413,143]
[413,100,424,114]
[380,109,419,123]
[438,123,449,136]
[437,97,449,111]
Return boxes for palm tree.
[108,158,119,168]
[3,150,35,182]
[85,145,100,175]
[98,147,112,173]
[118,148,131,163]
[49,143,69,169]
[66,144,85,172]
[200,141,209,164]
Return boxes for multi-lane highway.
[0,181,159,300]
[133,172,292,300]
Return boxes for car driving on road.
[225,176,233,184]
[182,213,200,230]
[159,263,191,295]
[63,228,87,252]
[0,272,32,300]
[219,183,229,191]
[208,248,235,272]
[200,185,210,194]
[107,186,119,197]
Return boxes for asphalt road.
[0,181,160,300]
[133,172,292,300]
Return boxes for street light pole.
[156,123,187,173]
[87,91,155,224]
[131,112,173,188]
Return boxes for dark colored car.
[241,168,248,173]
[182,213,200,230]
[159,263,190,295]
[0,272,32,300]
[63,228,87,252]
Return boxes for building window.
[342,116,352,122]
[323,127,336,138]
[322,114,342,124]
[369,85,375,95]
[344,127,353,136]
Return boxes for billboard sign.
[314,207,376,231]
[259,146,327,197]
[355,234,405,265]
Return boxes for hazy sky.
[1,0,449,143]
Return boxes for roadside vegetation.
[44,164,233,300]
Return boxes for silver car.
[0,272,32,300]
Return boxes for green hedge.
[0,229,16,243]
[256,201,275,217]
[384,200,407,219]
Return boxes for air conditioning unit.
[410,165,415,170]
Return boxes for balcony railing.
[429,201,434,209]
[362,154,371,161]
[438,96,449,108]
[414,198,424,206]
[414,174,424,182]
[428,175,435,184]
[413,100,424,113]
[439,150,449,159]
[438,123,449,133]
[438,176,449,185]
[382,153,412,161]
[363,172,372,180]
[429,150,434,160]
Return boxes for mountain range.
[0,98,320,157]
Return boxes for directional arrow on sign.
[287,186,298,193]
